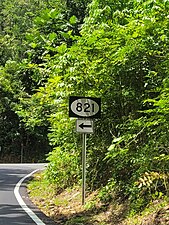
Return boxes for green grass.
[28,173,55,199]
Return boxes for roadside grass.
[27,172,169,225]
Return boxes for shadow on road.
[0,204,36,225]
[0,167,38,191]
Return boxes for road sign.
[69,96,101,118]
[76,119,94,133]
[69,96,101,205]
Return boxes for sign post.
[82,133,87,205]
[69,96,101,205]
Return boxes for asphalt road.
[0,163,55,225]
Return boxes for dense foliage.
[1,0,169,212]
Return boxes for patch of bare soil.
[141,205,169,225]
[122,199,169,225]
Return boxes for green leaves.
[69,15,78,25]
[48,32,57,42]
[45,146,80,188]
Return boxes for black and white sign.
[69,96,101,118]
[76,119,94,133]
[69,96,101,205]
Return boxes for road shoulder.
[18,174,57,225]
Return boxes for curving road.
[0,163,55,225]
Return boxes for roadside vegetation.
[1,0,169,223]
[28,172,169,224]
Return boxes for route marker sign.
[69,96,101,205]
[69,96,101,118]
[76,119,94,133]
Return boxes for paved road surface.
[0,163,53,225]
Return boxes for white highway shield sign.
[76,119,94,133]
[69,96,101,118]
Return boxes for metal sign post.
[82,133,87,205]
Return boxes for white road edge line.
[14,169,46,225]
